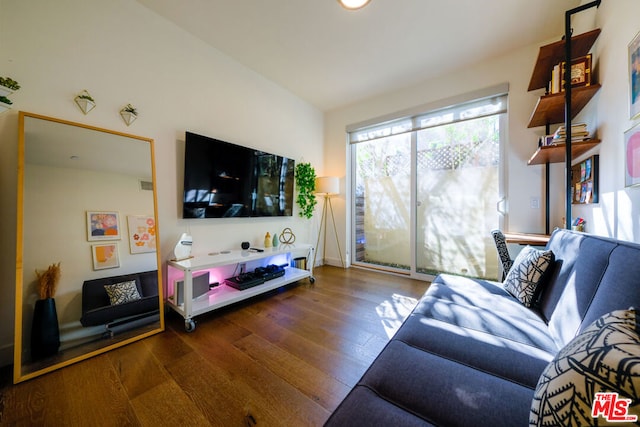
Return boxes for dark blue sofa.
[324,229,640,426]
[79,270,159,327]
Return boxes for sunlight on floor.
[376,294,418,338]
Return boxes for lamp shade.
[315,176,340,195]
[338,0,371,10]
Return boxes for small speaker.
[241,241,250,250]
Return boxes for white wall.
[574,0,640,240]
[324,45,550,267]
[322,1,640,267]
[0,0,323,366]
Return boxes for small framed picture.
[91,243,120,270]
[561,54,592,90]
[87,211,121,241]
[127,215,157,254]
[629,31,640,119]
[625,122,640,187]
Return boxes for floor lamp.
[313,176,345,268]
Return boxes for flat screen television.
[182,131,295,218]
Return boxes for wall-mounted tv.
[182,131,295,218]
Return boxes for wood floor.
[0,266,429,426]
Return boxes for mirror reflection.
[15,112,163,383]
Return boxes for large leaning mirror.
[14,112,164,383]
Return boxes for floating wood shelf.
[528,29,601,91]
[527,84,601,128]
[527,139,600,165]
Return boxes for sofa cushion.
[104,280,141,305]
[325,340,535,427]
[530,308,640,426]
[580,243,640,332]
[503,246,554,307]
[543,231,617,347]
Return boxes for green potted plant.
[120,103,138,126]
[0,76,20,97]
[295,162,317,219]
[74,89,96,114]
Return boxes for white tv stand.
[166,244,313,331]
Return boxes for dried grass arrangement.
[35,262,61,300]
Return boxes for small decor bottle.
[264,232,272,248]
[272,232,279,248]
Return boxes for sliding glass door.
[351,93,506,280]
[353,133,412,272]
[415,115,501,279]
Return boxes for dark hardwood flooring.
[0,266,429,426]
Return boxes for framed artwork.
[625,122,640,187]
[629,31,640,119]
[86,211,120,241]
[91,243,120,270]
[561,54,592,90]
[127,215,157,254]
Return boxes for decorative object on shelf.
[560,54,592,91]
[295,162,317,219]
[120,103,138,126]
[272,232,279,248]
[629,31,640,119]
[74,89,96,115]
[31,262,61,361]
[571,155,599,204]
[571,217,585,232]
[86,211,121,241]
[625,122,640,187]
[264,232,272,248]
[338,0,371,10]
[91,242,120,270]
[173,232,193,261]
[241,241,250,250]
[313,176,345,268]
[279,227,296,246]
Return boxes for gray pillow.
[104,280,141,305]
[503,246,554,307]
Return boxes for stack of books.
[539,123,589,146]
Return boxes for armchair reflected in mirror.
[14,112,164,383]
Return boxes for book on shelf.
[548,123,589,144]
[550,64,561,94]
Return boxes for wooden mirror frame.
[14,112,164,383]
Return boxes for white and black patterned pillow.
[503,246,554,307]
[104,280,141,305]
[530,308,640,426]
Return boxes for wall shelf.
[527,139,600,165]
[526,12,602,233]
[528,84,601,128]
[528,28,601,91]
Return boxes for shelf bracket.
[564,0,601,229]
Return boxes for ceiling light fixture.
[338,0,371,10]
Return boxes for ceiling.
[137,0,581,112]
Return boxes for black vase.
[31,298,60,361]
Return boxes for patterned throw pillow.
[503,246,554,307]
[104,280,141,305]
[530,309,640,426]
